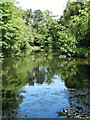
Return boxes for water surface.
[2,53,90,118]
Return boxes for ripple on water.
[14,75,70,118]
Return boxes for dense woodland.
[0,0,90,58]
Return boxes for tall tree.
[1,0,31,56]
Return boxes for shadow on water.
[2,53,90,118]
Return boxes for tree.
[58,0,89,57]
[1,1,31,56]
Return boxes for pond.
[2,53,90,118]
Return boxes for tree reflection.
[26,54,89,90]
[2,53,90,118]
[26,63,54,85]
[65,64,89,89]
[2,57,31,117]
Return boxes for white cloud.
[15,0,68,17]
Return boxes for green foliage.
[1,1,31,56]
[1,0,89,58]
[59,0,89,57]
[57,30,76,56]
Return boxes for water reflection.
[16,75,68,118]
[2,53,90,118]
[2,57,31,117]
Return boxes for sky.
[15,0,68,18]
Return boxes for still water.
[2,53,90,118]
